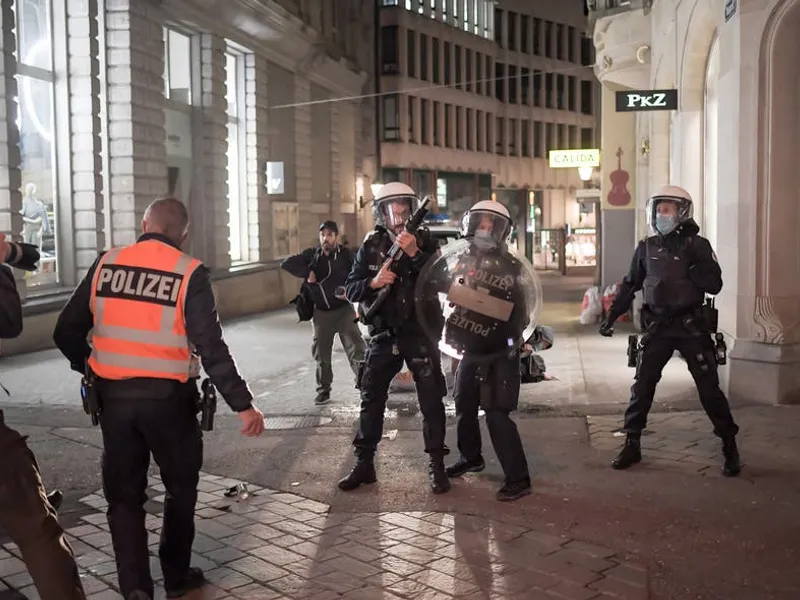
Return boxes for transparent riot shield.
[414,238,543,363]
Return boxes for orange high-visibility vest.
[88,239,202,382]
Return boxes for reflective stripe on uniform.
[88,349,193,376]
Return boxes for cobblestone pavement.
[1,473,648,600]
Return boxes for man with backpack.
[281,221,366,405]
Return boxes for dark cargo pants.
[0,413,86,600]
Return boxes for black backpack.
[290,282,315,322]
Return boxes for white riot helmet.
[372,182,419,235]
[646,185,694,236]
[460,200,512,244]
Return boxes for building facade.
[1,0,376,354]
[377,0,601,266]
[589,0,800,405]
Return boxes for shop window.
[14,0,58,288]
[163,28,192,103]
[225,50,249,263]
[382,94,400,140]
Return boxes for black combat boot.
[446,455,486,478]
[496,479,532,502]
[611,434,642,470]
[338,460,377,491]
[722,437,741,477]
[428,455,451,494]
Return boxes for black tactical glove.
[4,242,40,272]
[599,319,614,337]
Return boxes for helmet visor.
[462,210,511,243]
[376,197,417,231]
[646,196,693,235]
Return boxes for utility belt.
[82,361,217,432]
[627,297,727,372]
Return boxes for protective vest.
[88,239,202,382]
[641,236,704,315]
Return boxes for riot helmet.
[460,200,512,247]
[646,185,694,236]
[372,182,419,236]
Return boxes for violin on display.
[607,147,632,207]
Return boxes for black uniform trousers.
[354,332,447,459]
[624,334,739,438]
[98,380,202,599]
[453,354,530,485]
[0,413,86,600]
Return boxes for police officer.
[0,232,86,600]
[338,182,450,494]
[53,197,265,600]
[441,201,534,501]
[599,185,741,476]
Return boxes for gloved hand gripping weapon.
[361,196,432,325]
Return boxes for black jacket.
[52,233,253,412]
[0,265,22,339]
[607,219,722,324]
[280,245,354,312]
[346,227,437,334]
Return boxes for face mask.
[473,229,496,248]
[655,215,677,235]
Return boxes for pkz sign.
[615,89,678,112]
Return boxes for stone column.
[0,0,24,301]
[105,0,166,247]
[294,76,313,245]
[67,0,104,278]
[195,33,229,270]
[245,54,270,262]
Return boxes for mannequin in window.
[20,183,50,248]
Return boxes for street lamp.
[370,182,383,197]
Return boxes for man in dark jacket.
[53,198,264,600]
[281,220,366,405]
[0,232,87,600]
[599,185,740,476]
[338,182,450,494]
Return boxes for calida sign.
[615,89,678,112]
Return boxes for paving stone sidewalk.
[0,473,648,600]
